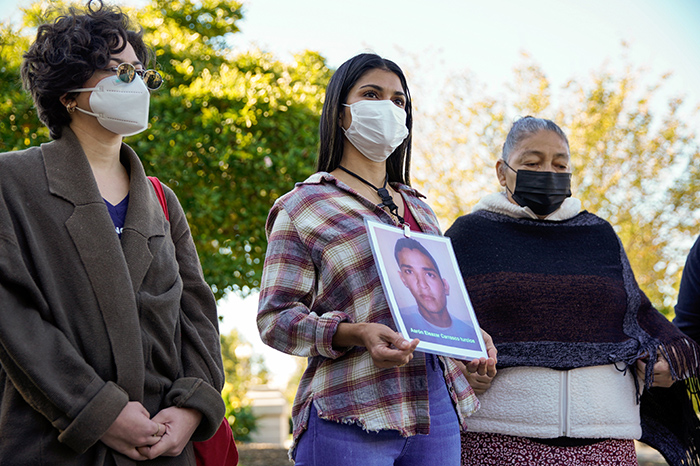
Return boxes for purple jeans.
[293,353,461,466]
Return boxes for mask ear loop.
[502,159,517,173]
[65,88,99,117]
[501,159,517,197]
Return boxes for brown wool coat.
[0,128,225,465]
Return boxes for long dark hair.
[317,53,413,185]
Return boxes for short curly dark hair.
[20,0,153,139]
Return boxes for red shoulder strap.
[147,176,169,221]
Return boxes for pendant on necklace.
[377,187,395,209]
[338,165,405,225]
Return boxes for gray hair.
[501,116,569,162]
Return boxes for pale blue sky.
[229,0,700,107]
[2,0,699,386]
[3,0,699,102]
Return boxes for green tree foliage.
[0,0,331,299]
[411,52,700,315]
[0,11,45,152]
[133,0,331,298]
[220,329,269,441]
[283,357,306,411]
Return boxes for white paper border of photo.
[365,218,487,360]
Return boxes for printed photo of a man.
[394,237,480,350]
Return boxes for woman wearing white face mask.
[257,53,497,466]
[0,1,229,464]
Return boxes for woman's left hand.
[636,348,675,388]
[456,358,497,395]
[464,329,497,372]
[136,407,202,459]
[458,329,498,395]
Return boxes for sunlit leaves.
[1,0,331,300]
[411,54,700,315]
[136,45,330,298]
[220,330,268,441]
[132,1,331,299]
[0,17,46,152]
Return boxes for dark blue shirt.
[105,194,129,238]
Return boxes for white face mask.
[71,74,150,136]
[343,100,409,162]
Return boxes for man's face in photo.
[397,247,450,318]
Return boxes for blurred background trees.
[220,330,268,441]
[410,53,700,314]
[132,0,331,299]
[1,0,331,300]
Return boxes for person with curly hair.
[0,1,226,464]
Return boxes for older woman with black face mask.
[0,1,228,464]
[445,116,700,466]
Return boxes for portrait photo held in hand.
[365,219,487,360]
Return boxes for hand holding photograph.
[365,219,487,360]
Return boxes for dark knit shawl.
[445,210,700,466]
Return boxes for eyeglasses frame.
[108,62,163,90]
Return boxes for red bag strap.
[147,176,169,221]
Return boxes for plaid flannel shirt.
[257,172,478,451]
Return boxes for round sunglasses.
[108,63,164,90]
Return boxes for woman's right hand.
[333,322,419,368]
[101,401,164,461]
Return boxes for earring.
[66,104,76,114]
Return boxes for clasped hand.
[101,401,202,461]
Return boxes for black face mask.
[503,161,572,216]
